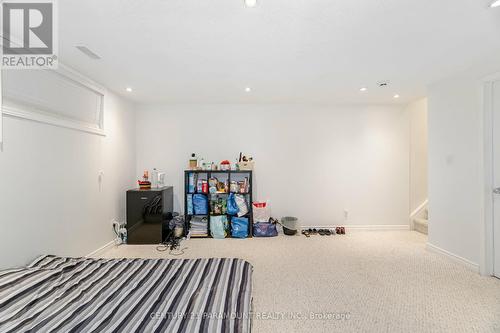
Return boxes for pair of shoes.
[335,227,346,235]
[305,228,338,236]
[308,228,318,235]
[318,229,332,236]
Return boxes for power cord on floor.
[170,247,188,256]
[156,236,188,256]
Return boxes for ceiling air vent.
[377,81,390,88]
[75,45,101,60]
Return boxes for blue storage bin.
[210,215,228,239]
[193,194,208,215]
[231,217,249,238]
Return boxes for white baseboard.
[86,240,116,258]
[301,225,410,231]
[426,242,479,273]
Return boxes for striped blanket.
[0,256,253,333]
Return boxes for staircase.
[413,208,428,235]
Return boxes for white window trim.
[1,63,106,137]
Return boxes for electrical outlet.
[344,209,349,220]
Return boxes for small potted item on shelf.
[220,160,231,171]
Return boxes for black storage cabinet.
[126,186,173,244]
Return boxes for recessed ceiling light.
[245,0,257,8]
[245,87,251,92]
[126,87,133,92]
[490,0,500,7]
[360,87,367,92]
[393,94,400,99]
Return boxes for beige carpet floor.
[99,231,500,333]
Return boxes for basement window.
[1,64,105,136]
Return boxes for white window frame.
[1,63,106,137]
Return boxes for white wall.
[0,90,136,269]
[427,73,483,265]
[136,104,409,227]
[408,98,428,213]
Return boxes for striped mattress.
[0,255,253,333]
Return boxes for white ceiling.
[59,0,500,104]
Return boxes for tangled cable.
[156,237,187,256]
